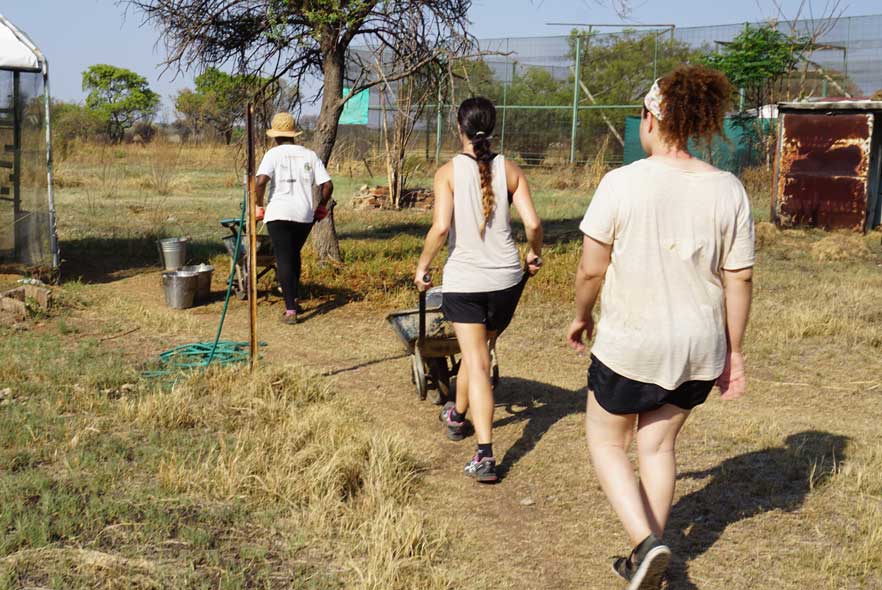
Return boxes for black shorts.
[588,355,715,415]
[441,279,525,334]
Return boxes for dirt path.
[89,269,881,590]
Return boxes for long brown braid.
[457,98,497,238]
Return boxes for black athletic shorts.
[441,278,525,334]
[588,355,715,415]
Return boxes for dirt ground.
[69,254,881,590]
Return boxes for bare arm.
[319,180,334,207]
[255,175,270,208]
[566,235,612,352]
[506,160,543,271]
[717,267,753,399]
[414,163,454,291]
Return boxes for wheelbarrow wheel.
[427,359,450,405]
[412,352,428,400]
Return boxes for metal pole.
[434,85,443,164]
[570,34,582,164]
[500,70,509,153]
[11,72,21,262]
[653,31,659,80]
[42,63,58,270]
[739,87,745,112]
[245,103,258,370]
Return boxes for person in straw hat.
[255,112,334,324]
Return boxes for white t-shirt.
[580,158,755,390]
[256,144,331,223]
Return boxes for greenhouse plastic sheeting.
[0,69,51,267]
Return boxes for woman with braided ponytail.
[415,97,543,483]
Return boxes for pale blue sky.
[3,0,881,117]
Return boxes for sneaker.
[614,533,671,590]
[439,402,466,441]
[463,453,497,483]
[281,312,298,325]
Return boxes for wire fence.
[336,13,882,169]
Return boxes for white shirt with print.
[257,144,331,223]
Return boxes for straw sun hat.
[266,112,303,138]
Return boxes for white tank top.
[442,154,523,293]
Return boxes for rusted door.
[774,112,872,231]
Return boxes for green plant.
[82,64,160,143]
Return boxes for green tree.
[82,64,159,143]
[703,24,811,164]
[51,101,105,160]
[572,30,706,159]
[703,24,810,113]
[173,88,207,142]
[193,68,250,144]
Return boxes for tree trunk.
[309,48,347,263]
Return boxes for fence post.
[500,69,509,153]
[434,87,443,164]
[570,34,582,164]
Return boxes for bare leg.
[586,391,652,546]
[452,322,492,444]
[455,355,469,415]
[636,404,691,537]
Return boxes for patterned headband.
[644,78,664,120]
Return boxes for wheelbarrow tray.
[386,306,459,357]
[223,234,273,260]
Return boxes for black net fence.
[336,14,882,169]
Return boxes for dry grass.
[810,231,873,262]
[125,366,450,589]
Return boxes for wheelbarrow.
[220,218,276,300]
[387,286,499,405]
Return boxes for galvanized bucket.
[157,237,189,270]
[180,264,213,301]
[161,271,198,309]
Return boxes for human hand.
[526,251,543,276]
[566,317,594,353]
[255,206,265,221]
[414,269,432,292]
[313,205,329,222]
[717,350,746,400]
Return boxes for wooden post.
[245,103,258,370]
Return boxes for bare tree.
[125,0,475,263]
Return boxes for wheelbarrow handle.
[418,273,430,347]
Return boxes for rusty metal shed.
[773,99,882,232]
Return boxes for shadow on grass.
[490,377,586,481]
[665,430,849,589]
[61,236,226,285]
[338,216,586,245]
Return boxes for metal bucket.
[157,237,189,270]
[180,264,213,301]
[161,271,198,309]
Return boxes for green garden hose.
[144,190,264,379]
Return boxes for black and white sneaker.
[463,453,497,483]
[612,533,671,590]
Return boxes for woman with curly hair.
[567,65,755,589]
[415,97,543,483]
